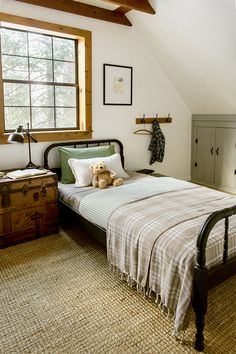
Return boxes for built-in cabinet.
[192,115,236,194]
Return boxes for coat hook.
[141,114,145,123]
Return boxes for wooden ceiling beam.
[15,0,132,26]
[114,7,131,15]
[104,1,156,14]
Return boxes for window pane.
[2,55,28,80]
[53,37,75,61]
[29,33,52,59]
[4,107,30,130]
[4,83,30,106]
[54,61,75,83]
[32,107,54,128]
[56,108,76,128]
[55,86,76,107]
[29,58,53,82]
[0,22,83,136]
[1,28,27,56]
[31,84,54,106]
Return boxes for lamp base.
[24,161,38,169]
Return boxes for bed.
[43,138,236,352]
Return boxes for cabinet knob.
[216,148,219,156]
[210,147,214,155]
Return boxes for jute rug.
[0,229,235,354]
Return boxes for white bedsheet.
[78,177,196,229]
[58,171,152,218]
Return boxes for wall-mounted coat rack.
[136,114,172,124]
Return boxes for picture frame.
[103,64,133,105]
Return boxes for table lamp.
[7,123,38,169]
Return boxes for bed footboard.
[193,205,236,351]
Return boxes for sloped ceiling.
[128,0,236,114]
[13,0,236,114]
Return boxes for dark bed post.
[193,206,236,351]
[193,259,208,351]
[193,213,212,352]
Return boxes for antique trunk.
[0,172,59,248]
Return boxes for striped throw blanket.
[106,182,236,335]
[79,177,196,229]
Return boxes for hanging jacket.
[148,120,165,165]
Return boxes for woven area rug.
[0,229,235,354]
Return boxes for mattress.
[58,171,152,220]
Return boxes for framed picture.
[103,64,133,105]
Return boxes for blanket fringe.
[172,329,186,342]
[108,261,176,322]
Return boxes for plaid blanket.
[106,185,236,335]
[78,177,196,229]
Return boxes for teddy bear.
[91,161,123,189]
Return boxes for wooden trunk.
[0,172,59,248]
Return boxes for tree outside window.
[0,13,92,143]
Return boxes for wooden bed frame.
[43,138,236,352]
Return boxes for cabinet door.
[193,127,215,184]
[215,128,236,190]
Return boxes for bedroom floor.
[0,222,235,354]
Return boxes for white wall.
[130,0,236,114]
[0,0,191,180]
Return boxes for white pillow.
[68,153,129,187]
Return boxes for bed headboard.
[43,139,125,174]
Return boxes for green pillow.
[59,145,115,184]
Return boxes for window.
[0,13,92,143]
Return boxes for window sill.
[0,130,92,144]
